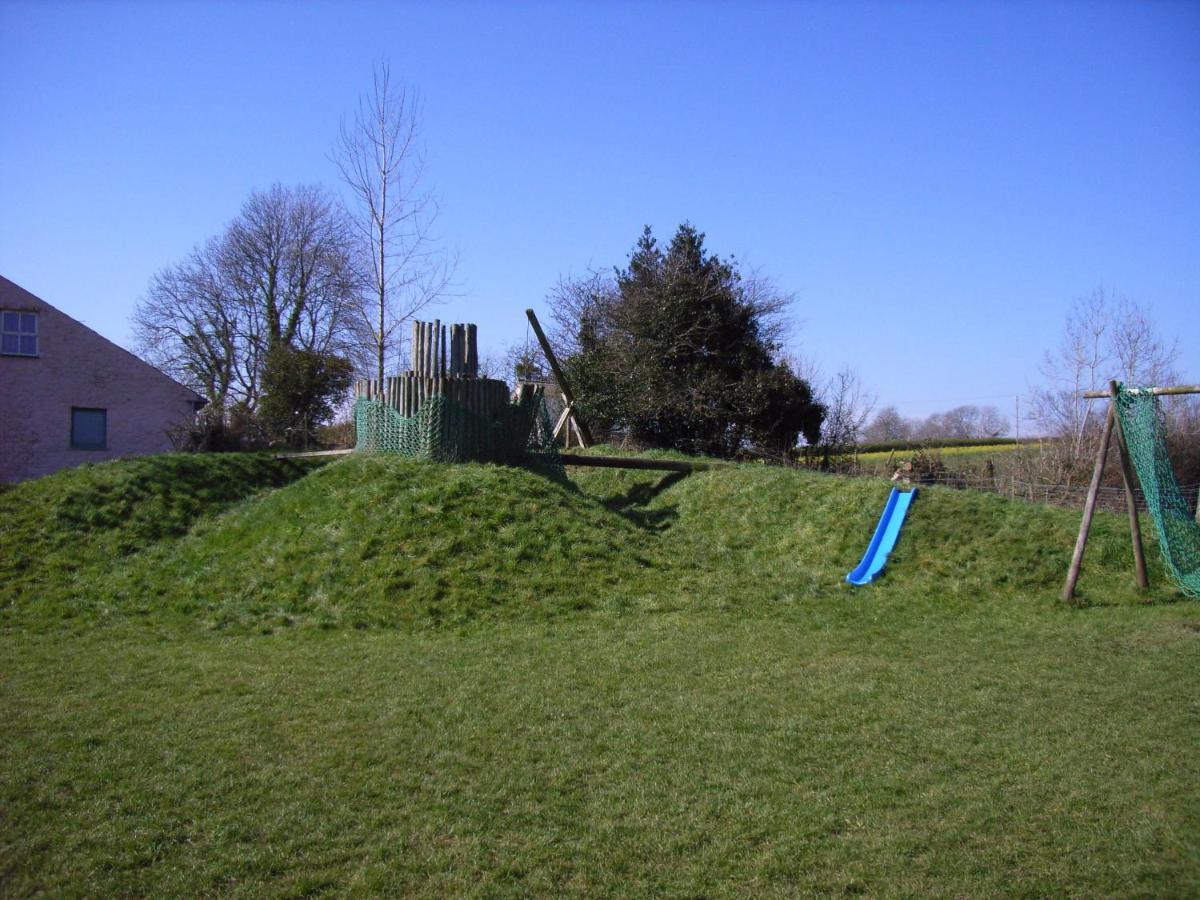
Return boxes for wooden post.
[552,402,573,441]
[466,324,478,377]
[524,308,593,447]
[1062,403,1116,602]
[1109,380,1148,590]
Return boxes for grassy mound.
[577,462,1176,613]
[0,454,325,620]
[5,450,1183,633]
[8,455,659,630]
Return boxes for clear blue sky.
[2,0,1197,421]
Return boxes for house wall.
[0,276,203,483]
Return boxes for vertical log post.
[466,324,478,378]
[436,319,444,377]
[1062,403,1116,602]
[1109,380,1149,590]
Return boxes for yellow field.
[852,442,1032,463]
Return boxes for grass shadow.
[520,457,683,531]
[602,471,687,531]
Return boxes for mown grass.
[2,453,1198,895]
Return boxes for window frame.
[0,310,39,357]
[70,407,108,451]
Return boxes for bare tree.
[863,406,909,443]
[1030,289,1179,467]
[974,405,1010,438]
[134,240,239,409]
[805,364,876,462]
[133,184,361,413]
[915,404,1010,440]
[333,62,454,383]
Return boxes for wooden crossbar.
[559,453,725,473]
[1081,385,1200,398]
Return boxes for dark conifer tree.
[555,224,823,457]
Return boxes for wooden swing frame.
[1061,381,1200,602]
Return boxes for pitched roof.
[0,274,207,404]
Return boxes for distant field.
[854,442,1032,463]
[2,453,1197,896]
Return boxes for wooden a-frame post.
[525,308,594,448]
[1061,381,1200,601]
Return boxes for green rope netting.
[354,387,561,470]
[1114,384,1200,598]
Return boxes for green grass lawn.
[2,454,1198,895]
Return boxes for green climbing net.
[1114,384,1200,598]
[354,387,561,469]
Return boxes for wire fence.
[837,467,1200,517]
[597,429,1200,516]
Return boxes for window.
[1,310,38,356]
[71,407,107,450]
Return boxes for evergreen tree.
[557,224,823,457]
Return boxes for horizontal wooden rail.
[272,448,726,472]
[274,448,353,459]
[1081,384,1200,398]
[558,453,725,472]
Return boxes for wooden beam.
[1062,403,1115,602]
[551,402,573,440]
[274,448,353,459]
[559,453,723,473]
[524,308,594,447]
[1109,380,1149,590]
[1081,384,1200,398]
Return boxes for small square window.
[1,309,37,356]
[71,408,107,450]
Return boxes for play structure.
[353,320,557,464]
[349,311,732,473]
[846,486,918,585]
[1062,381,1200,601]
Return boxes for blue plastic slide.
[846,487,918,585]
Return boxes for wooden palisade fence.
[353,320,510,420]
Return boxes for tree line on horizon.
[133,65,1190,462]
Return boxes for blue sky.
[2,0,1197,421]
